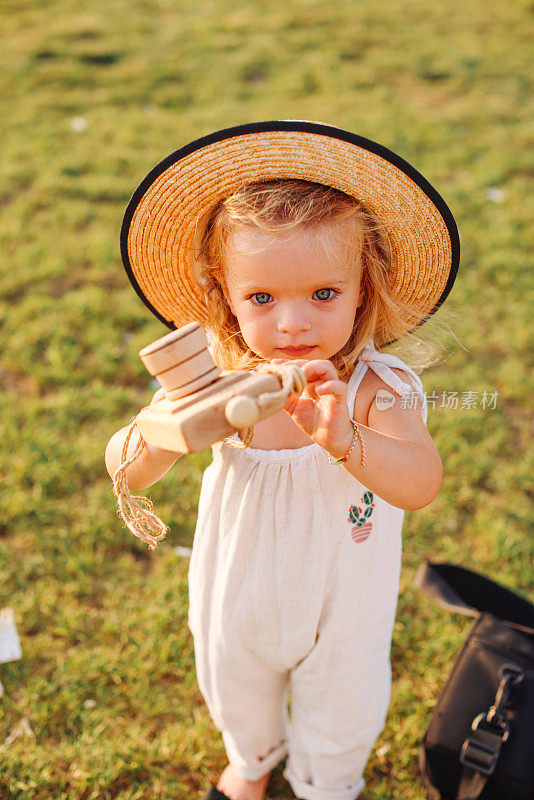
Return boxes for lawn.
[0,0,532,797]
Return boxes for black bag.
[414,561,534,800]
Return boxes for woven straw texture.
[127,130,453,344]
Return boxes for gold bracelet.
[328,419,366,468]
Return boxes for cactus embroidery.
[348,491,375,543]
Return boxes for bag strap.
[456,663,525,800]
[414,561,534,629]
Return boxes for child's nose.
[277,303,312,335]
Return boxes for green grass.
[0,0,532,797]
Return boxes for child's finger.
[315,380,347,400]
[150,387,167,404]
[300,360,338,383]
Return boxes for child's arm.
[341,385,442,511]
[281,359,442,511]
[105,389,182,490]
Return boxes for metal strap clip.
[459,662,524,777]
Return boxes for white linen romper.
[188,340,428,800]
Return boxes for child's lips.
[277,346,315,356]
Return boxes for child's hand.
[150,387,167,405]
[271,358,354,459]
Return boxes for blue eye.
[251,292,272,305]
[314,288,335,301]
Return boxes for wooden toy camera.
[135,322,306,453]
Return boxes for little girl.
[106,122,459,800]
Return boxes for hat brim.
[121,120,459,345]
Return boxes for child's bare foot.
[216,763,271,800]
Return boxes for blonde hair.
[196,180,441,376]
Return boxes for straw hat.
[121,121,459,345]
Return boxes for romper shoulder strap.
[346,340,428,425]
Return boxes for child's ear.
[221,284,236,315]
[202,274,236,315]
[356,284,365,309]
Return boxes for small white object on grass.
[70,116,88,132]
[0,609,22,664]
[175,546,193,558]
[486,187,505,203]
